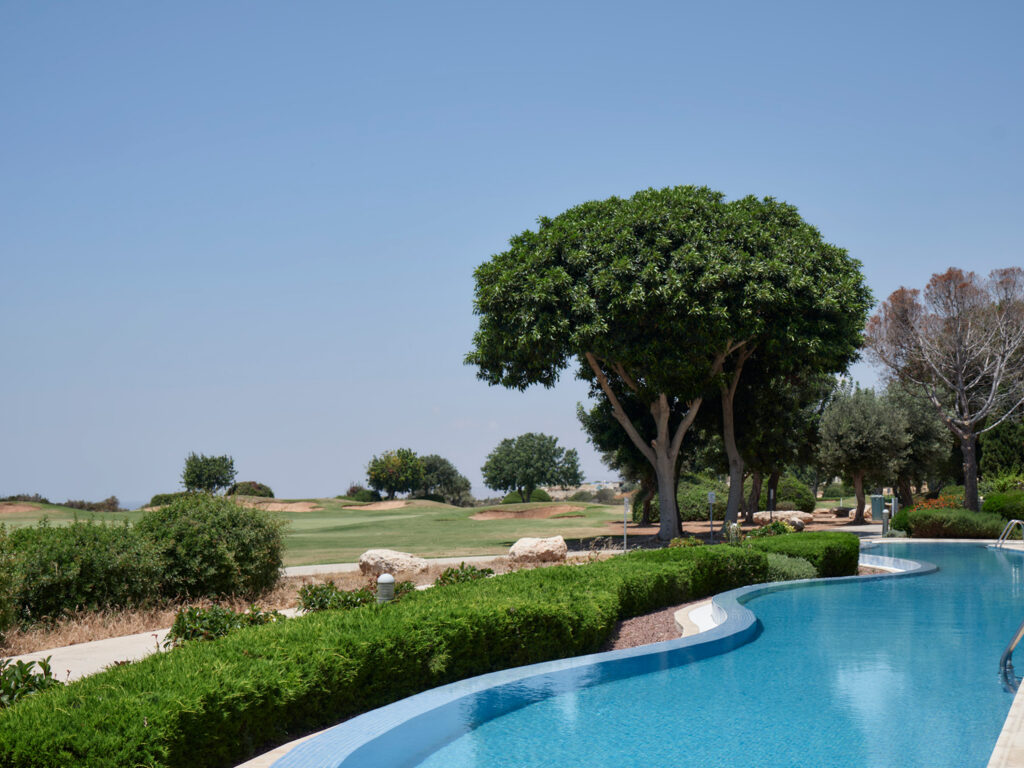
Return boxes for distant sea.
[120,500,147,511]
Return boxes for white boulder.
[358,549,428,578]
[752,510,814,525]
[508,536,568,564]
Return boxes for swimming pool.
[275,542,1024,768]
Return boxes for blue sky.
[2,1,1022,504]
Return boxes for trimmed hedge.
[746,531,860,577]
[904,508,1009,538]
[982,490,1024,521]
[0,545,776,767]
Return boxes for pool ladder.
[1001,618,1024,692]
[993,519,1024,549]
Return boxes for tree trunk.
[720,362,749,526]
[746,471,762,524]
[767,471,780,515]
[897,477,915,509]
[853,471,866,524]
[961,436,980,511]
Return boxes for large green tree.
[417,454,472,505]
[366,448,425,500]
[980,416,1024,478]
[481,433,583,502]
[884,382,952,506]
[468,185,870,537]
[818,384,909,523]
[181,452,236,494]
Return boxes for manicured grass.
[282,498,626,565]
[1,499,627,566]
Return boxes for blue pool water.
[276,543,1024,768]
[408,543,1022,768]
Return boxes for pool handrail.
[1000,616,1024,692]
[993,519,1024,549]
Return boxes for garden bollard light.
[377,573,395,603]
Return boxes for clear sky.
[2,1,1022,505]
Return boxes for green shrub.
[821,482,854,498]
[164,605,283,647]
[570,490,594,502]
[0,658,59,709]
[764,553,818,582]
[668,537,703,548]
[501,489,552,504]
[136,495,286,599]
[296,583,375,612]
[10,521,163,621]
[981,475,1024,494]
[905,508,1009,539]
[435,562,494,586]
[0,529,15,641]
[412,493,445,503]
[982,490,1024,521]
[0,494,49,504]
[593,488,616,504]
[148,491,192,507]
[677,475,729,521]
[226,481,274,498]
[747,532,860,577]
[351,488,382,503]
[891,507,910,533]
[60,496,121,512]
[747,520,794,538]
[924,484,964,502]
[744,476,816,513]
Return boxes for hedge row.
[0,534,858,768]
[746,531,861,577]
[898,508,1009,539]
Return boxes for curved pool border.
[272,548,935,768]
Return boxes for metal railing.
[993,519,1024,549]
[1002,617,1024,692]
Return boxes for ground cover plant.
[0,533,858,767]
[164,605,283,647]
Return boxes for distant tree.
[980,416,1024,478]
[481,433,583,503]
[181,453,236,494]
[884,383,953,507]
[867,267,1024,510]
[366,448,425,500]
[818,385,909,523]
[418,455,472,505]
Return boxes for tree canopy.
[418,454,472,505]
[867,267,1024,509]
[468,185,870,537]
[366,448,425,500]
[181,452,236,494]
[481,433,583,503]
[818,384,908,522]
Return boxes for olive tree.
[467,185,870,538]
[867,267,1024,510]
[818,384,909,523]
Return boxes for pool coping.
[267,547,935,768]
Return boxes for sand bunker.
[343,500,410,511]
[0,502,39,514]
[238,500,323,513]
[471,504,585,521]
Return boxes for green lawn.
[0,498,628,566]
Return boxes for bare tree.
[866,267,1024,510]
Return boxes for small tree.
[867,267,1024,510]
[181,453,236,494]
[366,448,425,500]
[817,385,909,523]
[885,383,952,507]
[418,455,472,505]
[481,433,583,503]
